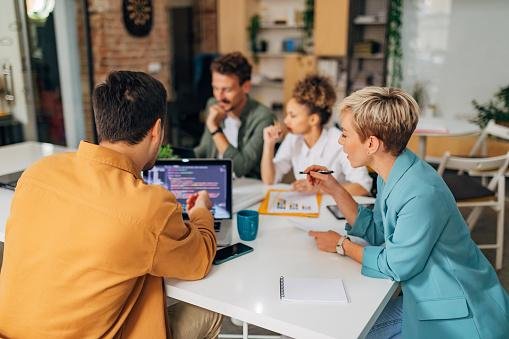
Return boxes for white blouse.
[272,127,373,192]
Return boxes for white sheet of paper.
[288,218,336,232]
[267,191,319,214]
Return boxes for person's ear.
[150,118,163,144]
[241,80,251,94]
[309,113,320,127]
[366,135,381,155]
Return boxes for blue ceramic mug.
[237,210,259,241]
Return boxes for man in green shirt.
[194,52,276,178]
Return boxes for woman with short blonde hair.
[305,87,509,338]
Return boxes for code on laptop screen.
[144,163,230,219]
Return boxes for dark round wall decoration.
[122,0,153,37]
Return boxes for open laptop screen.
[143,159,232,220]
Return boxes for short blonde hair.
[339,87,420,156]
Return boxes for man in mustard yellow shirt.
[0,71,222,338]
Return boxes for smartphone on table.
[326,205,345,220]
[213,243,254,265]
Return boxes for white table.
[0,141,69,177]
[166,191,397,339]
[0,188,13,242]
[415,117,479,158]
[0,142,398,338]
[0,142,68,242]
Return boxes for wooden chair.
[437,152,509,269]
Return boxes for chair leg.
[495,204,505,270]
[466,206,484,230]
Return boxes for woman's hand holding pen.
[303,165,342,196]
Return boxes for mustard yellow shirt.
[0,141,216,338]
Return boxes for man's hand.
[304,165,342,196]
[187,190,212,214]
[206,104,227,132]
[308,230,342,253]
[292,179,317,193]
[263,123,283,146]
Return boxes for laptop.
[171,146,196,159]
[143,159,232,246]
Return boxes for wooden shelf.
[252,80,283,89]
[354,21,386,26]
[254,53,300,59]
[261,25,304,30]
[353,53,384,60]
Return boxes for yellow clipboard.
[258,189,322,218]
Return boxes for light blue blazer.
[347,149,509,338]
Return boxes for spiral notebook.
[279,276,348,303]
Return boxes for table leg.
[243,321,248,339]
[418,136,427,159]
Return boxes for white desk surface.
[0,143,396,338]
[415,117,479,137]
[0,141,69,177]
[0,188,13,242]
[166,192,396,339]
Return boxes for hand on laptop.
[186,190,213,214]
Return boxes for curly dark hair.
[210,52,252,84]
[292,74,337,126]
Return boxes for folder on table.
[258,189,322,218]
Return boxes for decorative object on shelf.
[472,85,509,128]
[247,14,261,63]
[303,0,314,53]
[412,81,428,110]
[387,0,402,87]
[122,0,153,37]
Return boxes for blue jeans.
[366,296,403,339]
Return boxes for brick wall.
[87,0,172,90]
[78,0,173,141]
[77,0,218,142]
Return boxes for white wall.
[401,0,509,118]
[0,0,36,140]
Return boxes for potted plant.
[247,14,261,63]
[158,144,177,159]
[472,85,509,128]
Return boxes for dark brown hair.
[92,71,167,144]
[292,74,337,126]
[210,52,252,84]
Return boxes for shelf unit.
[346,0,390,94]
[250,0,306,112]
[217,0,350,114]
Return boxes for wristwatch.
[210,127,223,136]
[336,236,350,256]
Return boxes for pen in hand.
[299,170,334,175]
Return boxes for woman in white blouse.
[261,74,372,195]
